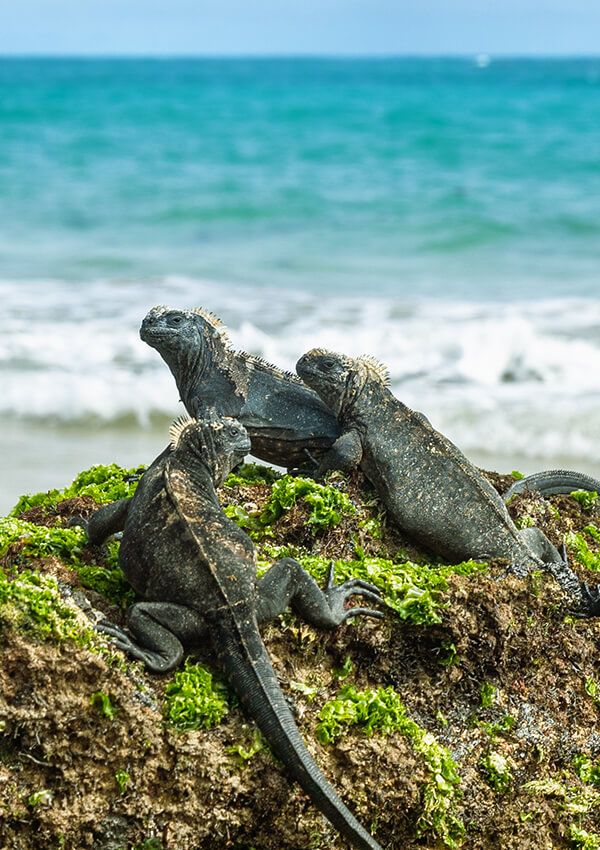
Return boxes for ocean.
[1,57,600,513]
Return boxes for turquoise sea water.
[1,57,600,510]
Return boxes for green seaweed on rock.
[0,565,90,643]
[566,527,600,572]
[316,683,464,848]
[164,661,230,731]
[0,516,133,608]
[10,462,144,516]
[224,473,357,539]
[259,547,487,626]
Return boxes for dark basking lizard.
[97,414,384,850]
[76,304,346,544]
[296,348,600,614]
[141,305,344,468]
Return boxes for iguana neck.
[342,380,407,429]
[166,450,223,502]
[173,336,248,418]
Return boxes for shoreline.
[3,419,600,516]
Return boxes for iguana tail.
[504,469,600,502]
[213,613,382,850]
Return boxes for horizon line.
[1,51,600,61]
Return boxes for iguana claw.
[96,619,135,651]
[324,562,385,622]
[573,581,600,618]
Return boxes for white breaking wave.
[2,276,600,467]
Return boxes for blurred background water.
[2,57,600,512]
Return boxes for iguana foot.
[96,620,141,653]
[66,515,88,534]
[573,582,600,618]
[95,619,182,672]
[323,563,385,624]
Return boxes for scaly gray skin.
[78,305,599,545]
[296,348,600,614]
[97,415,384,850]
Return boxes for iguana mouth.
[139,323,172,346]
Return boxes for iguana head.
[140,305,229,366]
[296,349,390,416]
[168,415,251,487]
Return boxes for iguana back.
[296,349,565,569]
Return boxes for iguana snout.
[140,306,194,350]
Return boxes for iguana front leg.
[256,557,383,629]
[97,601,206,673]
[69,497,132,546]
[317,429,363,477]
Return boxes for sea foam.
[2,276,599,470]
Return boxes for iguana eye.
[320,358,336,371]
[169,315,183,325]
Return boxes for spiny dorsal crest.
[357,355,391,386]
[169,414,197,449]
[305,348,389,384]
[246,353,302,384]
[190,307,231,345]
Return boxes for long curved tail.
[213,614,382,850]
[504,469,600,502]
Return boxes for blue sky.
[0,0,598,56]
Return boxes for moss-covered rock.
[2,461,600,848]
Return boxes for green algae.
[574,754,600,787]
[585,677,600,711]
[164,661,230,731]
[479,682,497,708]
[569,824,600,849]
[571,491,599,511]
[224,462,282,487]
[523,778,600,815]
[225,473,356,539]
[115,769,131,794]
[0,516,87,564]
[316,683,464,848]
[479,751,512,793]
[90,691,119,720]
[0,516,133,608]
[0,565,89,643]
[566,527,600,571]
[226,729,267,764]
[10,462,144,516]
[259,547,487,626]
[480,714,515,741]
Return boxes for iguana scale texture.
[503,469,600,502]
[98,415,384,850]
[296,348,595,611]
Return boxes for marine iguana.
[296,348,600,614]
[97,414,384,850]
[141,305,344,468]
[71,305,345,545]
